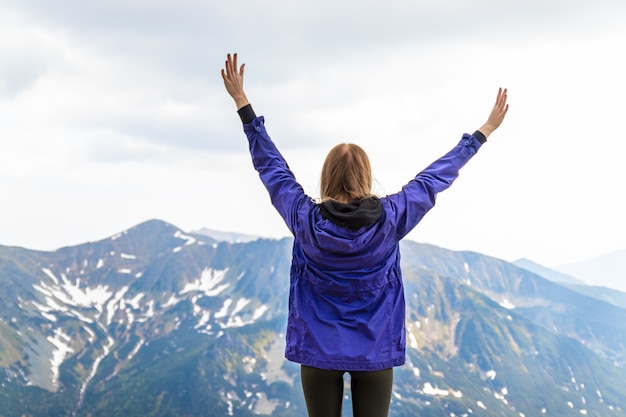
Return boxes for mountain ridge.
[513,257,587,285]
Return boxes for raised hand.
[478,88,509,139]
[221,53,249,109]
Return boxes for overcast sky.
[1,0,625,268]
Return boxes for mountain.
[192,227,262,244]
[1,219,626,416]
[557,249,626,293]
[513,257,587,285]
[514,257,626,310]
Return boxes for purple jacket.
[243,112,484,371]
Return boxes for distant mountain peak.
[513,258,587,285]
[556,249,626,293]
[192,227,264,244]
[110,219,179,239]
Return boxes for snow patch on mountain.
[77,333,115,409]
[34,269,114,318]
[127,292,145,309]
[180,268,230,297]
[110,231,127,240]
[106,287,129,325]
[47,328,74,389]
[173,230,197,252]
[42,267,59,285]
[210,297,268,329]
[422,382,462,398]
[163,294,180,307]
[259,335,293,386]
[214,299,232,319]
[231,298,251,316]
[252,305,269,321]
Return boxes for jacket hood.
[318,197,382,230]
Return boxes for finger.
[500,95,508,112]
[226,53,234,75]
[496,88,507,108]
[225,61,232,79]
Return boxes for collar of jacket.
[318,197,382,230]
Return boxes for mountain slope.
[399,241,626,366]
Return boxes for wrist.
[478,124,494,138]
[233,94,250,110]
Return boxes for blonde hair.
[320,143,373,202]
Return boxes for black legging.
[301,365,393,417]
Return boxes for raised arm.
[477,87,509,139]
[220,53,308,235]
[388,87,510,239]
[221,53,250,110]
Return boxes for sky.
[1,0,625,269]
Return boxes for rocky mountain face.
[1,219,625,417]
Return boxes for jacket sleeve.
[386,133,484,240]
[243,116,307,235]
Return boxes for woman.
[221,52,508,417]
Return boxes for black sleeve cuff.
[237,104,257,124]
[473,130,487,144]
